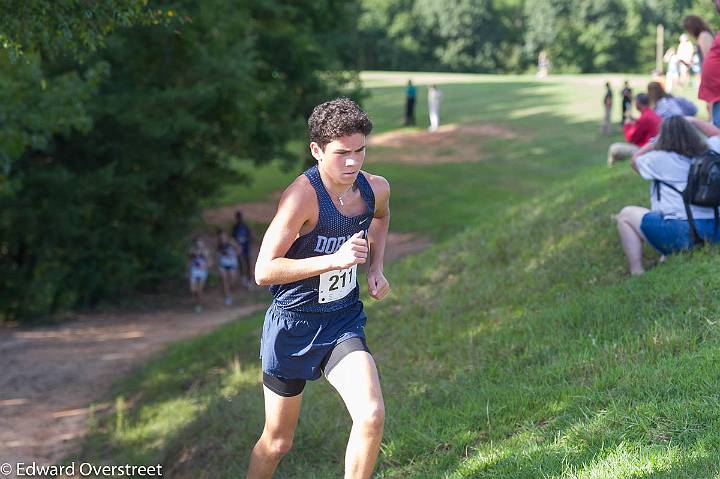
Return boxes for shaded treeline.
[0,1,361,321]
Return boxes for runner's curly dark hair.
[308,98,373,150]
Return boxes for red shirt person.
[623,97,661,147]
[699,0,720,127]
[608,93,661,166]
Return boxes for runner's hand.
[331,231,367,269]
[367,269,390,300]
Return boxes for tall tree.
[0,0,362,321]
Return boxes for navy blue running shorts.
[260,301,370,396]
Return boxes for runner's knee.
[354,403,385,432]
[262,433,294,459]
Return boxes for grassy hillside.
[74,74,720,478]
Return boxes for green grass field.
[75,73,720,478]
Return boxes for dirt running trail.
[0,295,265,472]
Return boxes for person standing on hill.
[427,84,443,132]
[621,81,633,126]
[602,82,613,135]
[536,49,550,78]
[699,0,720,127]
[246,98,391,479]
[404,79,416,126]
[677,34,696,87]
[664,47,680,93]
[684,15,715,62]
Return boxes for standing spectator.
[683,15,714,62]
[615,116,720,275]
[684,16,714,92]
[188,237,211,313]
[664,47,680,93]
[427,84,443,132]
[677,34,695,87]
[602,82,613,135]
[621,81,633,125]
[232,210,254,288]
[607,93,661,166]
[536,50,550,78]
[699,1,720,127]
[404,79,416,126]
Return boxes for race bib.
[318,265,357,304]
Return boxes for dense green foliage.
[0,0,154,58]
[74,74,720,477]
[0,1,361,321]
[356,0,720,73]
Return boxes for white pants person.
[607,142,639,167]
[429,106,440,131]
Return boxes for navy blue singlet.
[270,165,375,313]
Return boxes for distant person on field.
[404,79,416,126]
[232,210,253,287]
[427,84,443,132]
[602,82,613,135]
[621,81,633,125]
[616,116,720,275]
[188,237,211,313]
[217,229,241,306]
[607,93,661,166]
[536,50,550,78]
[647,81,697,119]
[677,34,695,87]
[698,1,720,127]
[664,47,680,93]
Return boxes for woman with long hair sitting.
[616,116,720,275]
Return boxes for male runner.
[246,98,391,479]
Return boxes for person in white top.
[664,47,680,93]
[427,84,443,132]
[677,34,696,86]
[615,116,720,275]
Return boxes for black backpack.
[655,149,720,245]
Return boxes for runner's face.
[312,133,366,186]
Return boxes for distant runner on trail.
[188,237,211,313]
[246,98,391,479]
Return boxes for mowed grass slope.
[75,73,720,478]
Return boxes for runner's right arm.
[254,178,368,286]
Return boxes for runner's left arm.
[366,174,391,300]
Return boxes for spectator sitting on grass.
[615,116,720,276]
[647,81,698,119]
[607,93,661,167]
